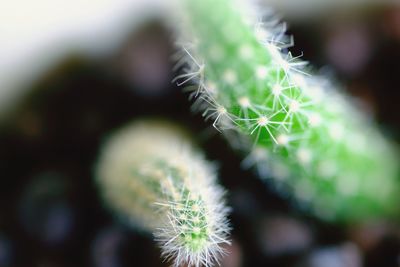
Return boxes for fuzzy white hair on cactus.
[95,120,231,267]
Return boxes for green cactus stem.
[95,120,230,267]
[175,0,400,222]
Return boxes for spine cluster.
[176,0,400,222]
[96,120,230,267]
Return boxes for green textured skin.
[179,0,400,222]
[111,159,209,251]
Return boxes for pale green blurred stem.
[96,120,230,266]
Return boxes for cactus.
[95,120,230,267]
[175,0,400,222]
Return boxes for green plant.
[95,120,230,266]
[175,0,400,222]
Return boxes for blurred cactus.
[175,0,400,222]
[95,120,230,267]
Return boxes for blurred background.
[0,0,400,266]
